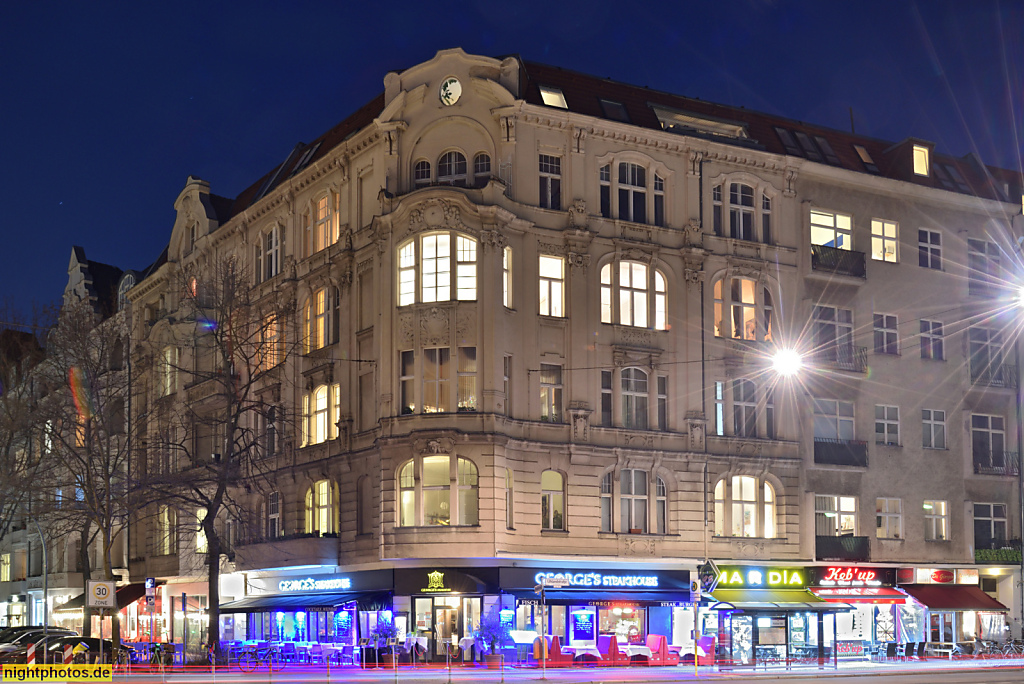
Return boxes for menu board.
[570,610,595,642]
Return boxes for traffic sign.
[145,577,156,595]
[541,576,570,588]
[690,580,702,601]
[697,560,720,595]
[87,580,116,608]
[146,595,155,607]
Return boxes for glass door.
[434,599,460,657]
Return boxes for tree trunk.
[203,513,222,663]
[102,526,121,651]
[80,526,92,637]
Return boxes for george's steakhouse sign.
[714,566,897,588]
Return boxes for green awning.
[709,588,848,612]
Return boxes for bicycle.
[1002,639,1024,657]
[238,645,285,673]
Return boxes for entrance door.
[434,604,460,657]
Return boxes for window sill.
[925,538,951,543]
[711,535,780,542]
[396,524,482,530]
[876,537,904,542]
[541,529,569,535]
[920,356,946,362]
[875,442,902,448]
[873,351,900,357]
[922,446,948,451]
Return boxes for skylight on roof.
[853,145,879,173]
[599,99,629,122]
[651,105,748,139]
[539,86,567,109]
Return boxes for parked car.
[47,637,129,665]
[0,627,68,645]
[0,633,76,663]
[0,629,76,654]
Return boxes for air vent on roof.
[853,145,879,174]
[538,86,567,109]
[652,105,748,140]
[599,99,630,122]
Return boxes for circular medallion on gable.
[439,77,462,106]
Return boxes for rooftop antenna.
[849,107,856,134]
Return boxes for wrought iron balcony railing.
[810,244,866,278]
[970,362,1018,389]
[972,449,1020,476]
[811,345,868,373]
[814,438,869,467]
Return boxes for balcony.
[811,345,868,373]
[234,533,339,572]
[816,535,870,561]
[970,362,1018,389]
[810,244,866,278]
[972,449,1020,477]
[975,539,1021,564]
[814,439,868,467]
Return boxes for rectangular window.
[714,381,724,436]
[815,495,857,536]
[538,255,565,317]
[810,210,852,250]
[423,347,450,413]
[457,347,477,412]
[268,491,281,538]
[712,185,723,236]
[538,155,561,210]
[398,242,416,306]
[502,246,512,308]
[538,86,567,108]
[923,500,948,540]
[422,234,452,303]
[620,469,648,533]
[918,229,942,270]
[601,370,613,427]
[733,379,756,437]
[974,503,1007,550]
[503,355,512,417]
[813,398,855,441]
[920,320,944,360]
[972,414,1006,472]
[871,219,898,262]
[765,386,776,440]
[618,163,646,223]
[456,236,477,300]
[968,238,1001,295]
[657,376,668,430]
[854,145,879,173]
[922,409,946,449]
[873,314,898,354]
[599,165,611,218]
[600,472,613,532]
[653,175,665,227]
[876,498,902,539]
[400,350,415,415]
[913,145,930,176]
[874,405,899,445]
[196,509,208,553]
[0,553,9,582]
[729,183,754,241]
[162,346,178,396]
[761,194,772,243]
[540,364,562,423]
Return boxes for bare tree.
[143,256,293,662]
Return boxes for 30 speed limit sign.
[87,580,116,608]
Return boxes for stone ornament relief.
[419,307,450,346]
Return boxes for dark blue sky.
[1,1,1020,317]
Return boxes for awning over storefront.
[709,588,848,611]
[53,582,148,612]
[219,590,391,614]
[899,584,1008,611]
[506,590,691,607]
[811,587,907,604]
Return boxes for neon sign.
[279,577,352,592]
[818,567,881,587]
[716,567,805,587]
[533,572,659,588]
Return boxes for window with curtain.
[541,470,565,530]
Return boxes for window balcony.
[810,345,868,373]
[813,438,868,467]
[810,244,866,278]
[970,362,1018,389]
[972,449,1020,477]
[816,535,870,561]
[975,539,1021,564]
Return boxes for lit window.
[876,498,902,539]
[437,151,467,186]
[815,495,857,536]
[396,232,478,306]
[715,476,776,538]
[161,346,178,396]
[922,409,946,449]
[600,260,668,330]
[196,509,208,553]
[874,405,900,445]
[505,468,514,529]
[810,209,852,250]
[423,347,451,413]
[538,155,561,210]
[258,314,283,372]
[0,553,10,582]
[301,383,341,445]
[713,277,773,341]
[621,368,648,430]
[156,505,176,555]
[854,145,879,173]
[923,500,948,540]
[541,470,565,530]
[502,246,512,308]
[304,194,339,256]
[918,229,942,270]
[729,183,754,241]
[912,145,929,176]
[303,286,339,352]
[538,86,567,108]
[540,364,562,423]
[398,454,479,526]
[268,491,281,538]
[305,479,335,535]
[456,346,477,412]
[538,255,565,317]
[871,219,898,262]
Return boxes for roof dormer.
[883,137,934,183]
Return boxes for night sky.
[1,1,1020,319]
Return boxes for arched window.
[541,470,565,530]
[714,475,778,538]
[414,160,431,188]
[301,383,340,446]
[109,338,124,371]
[303,286,340,352]
[117,274,135,312]
[397,454,479,527]
[437,151,467,186]
[304,479,336,535]
[473,153,491,188]
[621,368,649,429]
[713,276,774,341]
[396,232,478,305]
[600,261,668,330]
[712,182,773,243]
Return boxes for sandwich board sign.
[87,580,116,608]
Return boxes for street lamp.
[771,348,803,377]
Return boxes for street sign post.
[697,560,720,595]
[87,580,115,608]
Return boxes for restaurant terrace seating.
[597,635,626,665]
[645,634,679,666]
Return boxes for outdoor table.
[459,636,477,663]
[564,645,602,660]
[620,644,653,660]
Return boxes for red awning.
[811,587,906,604]
[899,584,1008,611]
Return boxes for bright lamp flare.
[772,349,803,376]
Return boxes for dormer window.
[600,99,629,122]
[538,86,567,109]
[854,145,879,173]
[913,145,930,176]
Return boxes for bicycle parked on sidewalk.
[237,644,285,673]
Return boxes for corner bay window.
[714,476,776,538]
[397,232,478,306]
[398,347,477,415]
[398,454,479,526]
[600,261,667,330]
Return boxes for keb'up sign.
[87,580,116,608]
